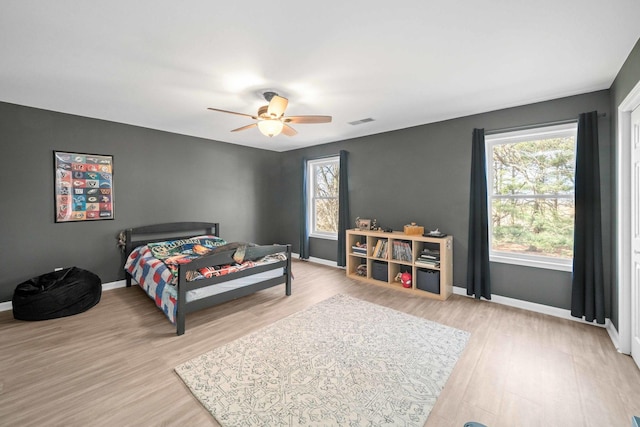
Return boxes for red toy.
[401,272,412,288]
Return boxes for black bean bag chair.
[12,267,101,321]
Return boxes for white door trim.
[617,79,640,355]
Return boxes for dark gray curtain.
[466,128,491,299]
[299,157,309,259]
[337,150,350,267]
[571,111,605,324]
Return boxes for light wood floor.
[1,260,639,427]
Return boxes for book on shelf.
[420,249,440,256]
[351,243,367,255]
[392,240,412,262]
[419,249,440,261]
[377,240,388,259]
[415,259,440,268]
[416,257,439,263]
[372,240,383,257]
[405,242,411,260]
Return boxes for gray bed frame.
[123,221,292,335]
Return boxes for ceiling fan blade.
[207,107,257,119]
[267,95,288,118]
[282,124,298,136]
[230,123,258,132]
[284,115,332,124]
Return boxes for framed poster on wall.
[54,151,114,222]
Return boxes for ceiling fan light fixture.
[257,119,283,137]
[208,93,331,138]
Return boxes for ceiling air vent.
[348,117,375,126]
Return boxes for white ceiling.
[1,1,639,152]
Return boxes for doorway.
[617,79,640,371]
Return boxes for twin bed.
[123,222,292,335]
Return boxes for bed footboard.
[175,244,292,335]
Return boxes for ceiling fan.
[207,91,332,137]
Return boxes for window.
[307,156,340,240]
[485,123,577,271]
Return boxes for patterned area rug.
[175,294,470,426]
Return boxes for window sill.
[490,254,572,272]
[309,233,338,241]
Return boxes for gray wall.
[0,86,622,316]
[0,102,281,302]
[278,90,612,312]
[609,37,640,328]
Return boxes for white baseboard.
[293,256,614,334]
[0,300,11,312]
[0,255,342,313]
[0,280,128,313]
[292,252,343,269]
[452,286,609,329]
[2,268,620,348]
[102,279,127,291]
[606,319,623,353]
[0,256,342,313]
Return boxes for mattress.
[185,268,283,302]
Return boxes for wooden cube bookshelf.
[346,229,453,300]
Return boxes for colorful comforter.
[124,235,286,324]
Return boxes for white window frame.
[485,122,577,272]
[307,156,340,240]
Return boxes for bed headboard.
[124,222,220,258]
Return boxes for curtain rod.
[485,112,607,135]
